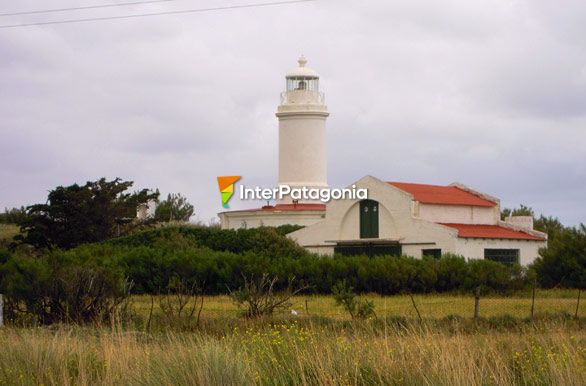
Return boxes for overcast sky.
[1,0,585,226]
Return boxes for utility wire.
[0,0,315,29]
[0,0,179,17]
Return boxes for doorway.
[360,199,379,239]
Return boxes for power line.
[0,0,179,17]
[0,0,315,29]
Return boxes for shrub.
[1,226,532,302]
[465,259,518,293]
[434,254,469,291]
[332,280,375,319]
[532,224,586,288]
[229,274,309,317]
[108,225,307,259]
[0,250,129,325]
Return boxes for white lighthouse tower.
[277,56,329,204]
[218,56,329,229]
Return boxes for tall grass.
[0,319,584,385]
[130,294,582,321]
[0,224,19,243]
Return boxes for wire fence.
[295,288,585,321]
[1,289,583,325]
[365,288,584,321]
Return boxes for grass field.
[0,224,18,243]
[1,293,585,385]
[130,291,583,322]
[0,318,584,385]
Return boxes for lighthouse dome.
[286,55,319,79]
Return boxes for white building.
[219,57,547,265]
[289,176,546,265]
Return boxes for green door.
[360,199,379,239]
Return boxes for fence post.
[575,289,581,319]
[0,294,3,328]
[474,286,481,321]
[530,279,536,320]
[408,293,422,321]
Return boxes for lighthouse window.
[287,78,319,92]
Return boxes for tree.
[500,205,564,241]
[154,193,194,222]
[0,207,28,224]
[533,224,586,288]
[17,178,158,250]
[534,215,565,242]
[501,204,535,220]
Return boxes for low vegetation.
[0,224,19,247]
[0,316,584,385]
[230,274,309,318]
[332,280,376,319]
[1,223,582,384]
[1,181,585,384]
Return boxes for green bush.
[0,225,533,316]
[0,249,129,325]
[108,225,307,259]
[532,224,586,288]
[332,280,375,319]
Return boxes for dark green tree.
[500,205,564,241]
[17,178,158,250]
[500,204,535,220]
[533,224,586,288]
[154,193,194,222]
[0,207,28,224]
[534,215,565,242]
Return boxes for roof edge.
[497,220,548,241]
[448,182,500,206]
[441,223,547,241]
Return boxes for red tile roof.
[441,223,546,241]
[388,182,496,207]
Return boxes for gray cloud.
[1,0,585,226]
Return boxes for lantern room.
[281,56,325,106]
[285,55,320,91]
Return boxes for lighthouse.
[276,56,329,204]
[219,56,329,230]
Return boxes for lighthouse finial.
[298,55,307,67]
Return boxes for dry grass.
[0,224,19,243]
[131,292,583,321]
[1,293,583,384]
[0,319,584,385]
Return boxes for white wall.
[289,176,545,265]
[290,176,459,255]
[455,238,546,265]
[417,203,498,225]
[219,210,325,230]
[278,114,328,192]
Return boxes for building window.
[359,199,379,239]
[484,249,520,266]
[334,244,401,257]
[422,249,441,259]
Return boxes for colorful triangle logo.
[217,176,241,209]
